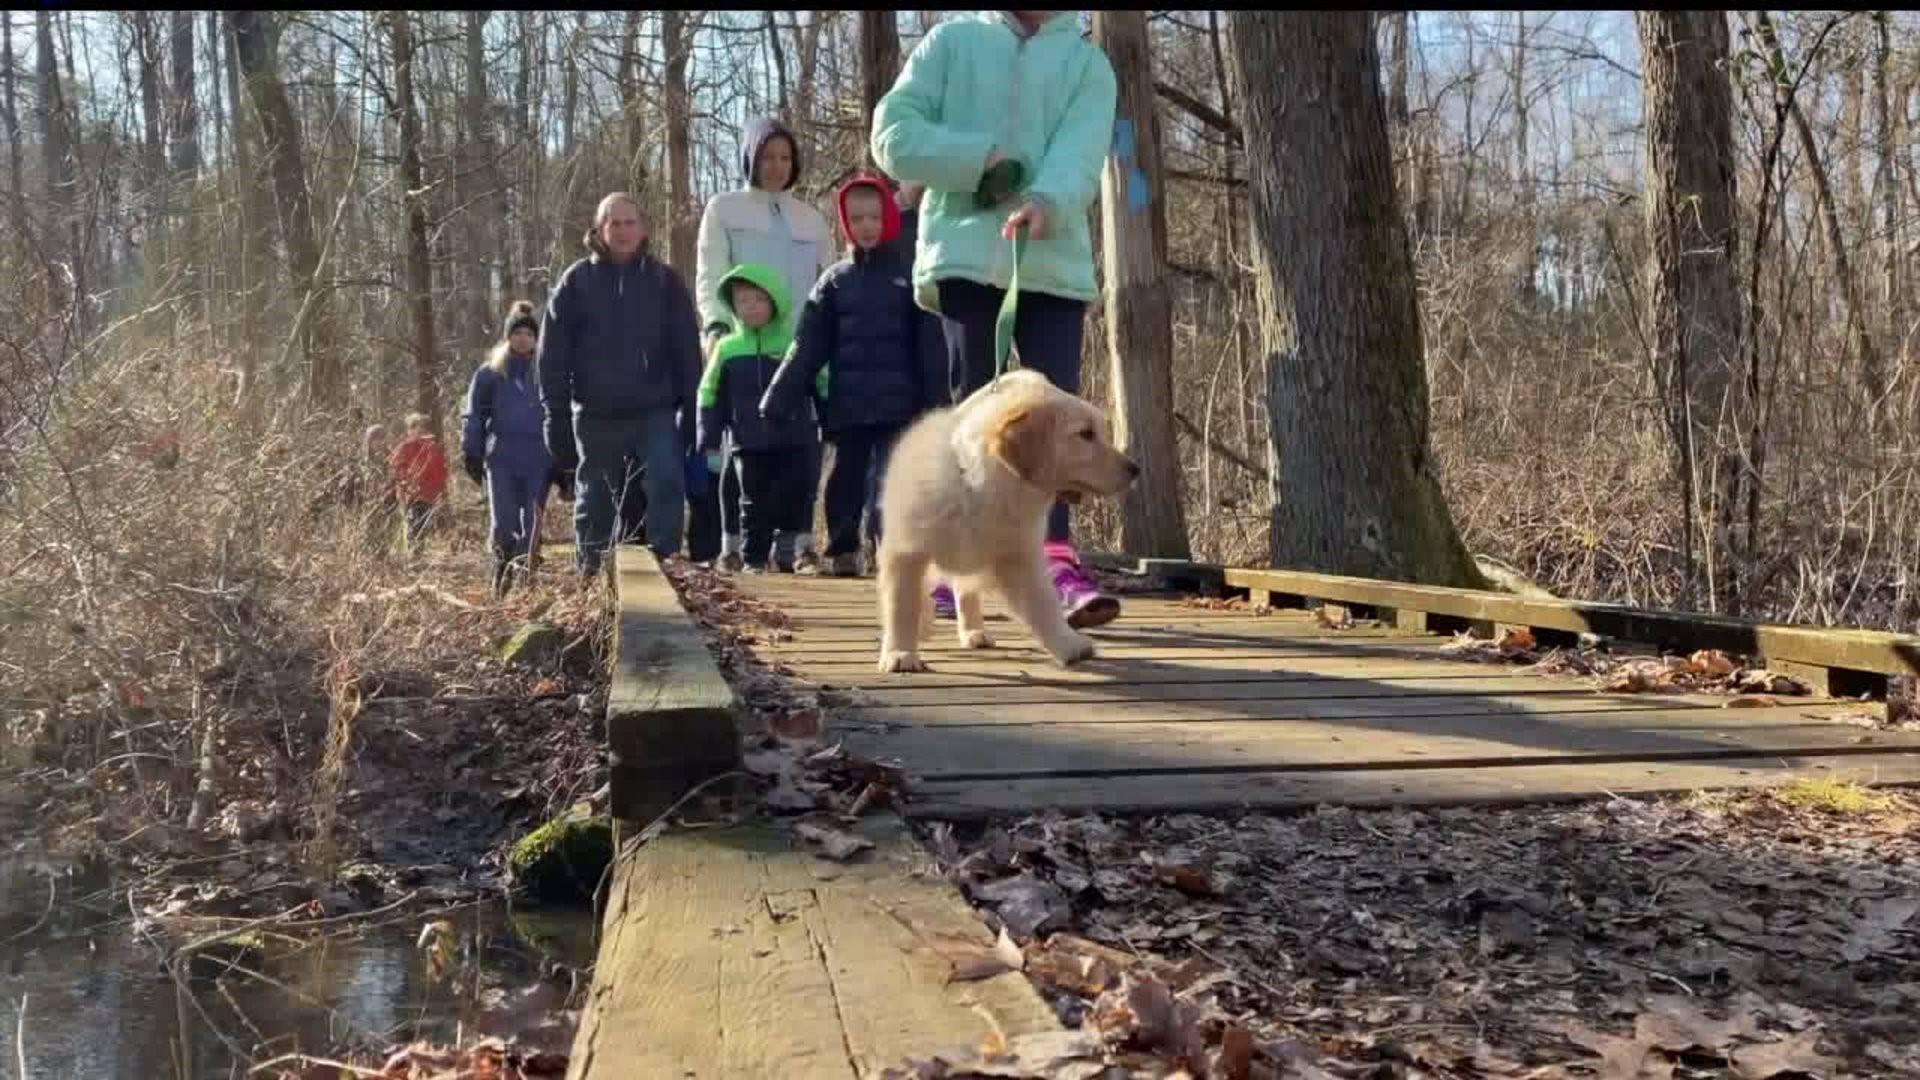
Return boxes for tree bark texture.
[1093,10,1189,560]
[391,11,442,435]
[1636,11,1744,607]
[859,12,901,170]
[664,9,695,281]
[229,11,342,410]
[1229,10,1482,587]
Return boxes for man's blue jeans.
[573,407,685,570]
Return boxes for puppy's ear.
[985,399,1056,485]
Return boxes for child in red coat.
[387,412,449,552]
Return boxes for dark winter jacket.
[697,263,819,454]
[537,247,702,459]
[461,351,551,474]
[763,249,947,434]
[764,175,945,433]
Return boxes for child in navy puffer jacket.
[462,301,555,597]
[761,173,947,577]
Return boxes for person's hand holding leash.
[1004,198,1048,242]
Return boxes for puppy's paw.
[960,628,995,649]
[1047,631,1098,667]
[878,650,931,674]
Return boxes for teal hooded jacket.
[870,12,1118,307]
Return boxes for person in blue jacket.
[538,193,704,575]
[761,172,947,577]
[461,301,558,597]
[696,263,820,573]
[870,10,1126,629]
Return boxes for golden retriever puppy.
[875,369,1139,673]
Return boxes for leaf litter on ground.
[673,569,1920,1078]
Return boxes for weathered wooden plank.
[800,653,1596,691]
[1224,567,1920,685]
[568,816,1057,1080]
[832,691,1697,727]
[840,704,1906,780]
[903,752,1920,819]
[607,546,742,823]
[831,675,1705,709]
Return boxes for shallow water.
[0,854,597,1079]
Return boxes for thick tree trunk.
[618,11,648,199]
[664,9,695,281]
[1093,11,1188,559]
[1230,11,1482,587]
[392,12,441,435]
[859,12,901,170]
[1636,11,1744,611]
[228,11,342,410]
[1512,11,1535,303]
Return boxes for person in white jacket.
[690,117,833,572]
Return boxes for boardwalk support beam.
[1225,567,1920,700]
[607,547,742,826]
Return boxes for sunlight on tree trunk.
[1230,10,1483,587]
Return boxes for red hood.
[834,173,902,248]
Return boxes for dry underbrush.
[1,343,611,913]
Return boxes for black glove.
[463,454,485,485]
[551,465,576,501]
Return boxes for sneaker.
[826,553,862,577]
[793,550,822,575]
[1050,554,1121,629]
[743,562,768,575]
[931,583,956,619]
[718,552,744,573]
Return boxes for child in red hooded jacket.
[387,412,450,552]
[759,173,948,576]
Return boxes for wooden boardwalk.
[736,573,1920,818]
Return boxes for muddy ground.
[668,559,1920,1080]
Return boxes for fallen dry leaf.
[1499,626,1538,654]
[1688,649,1738,677]
[1730,1029,1836,1079]
[1153,862,1222,898]
[1214,1025,1254,1080]
[770,708,823,744]
[793,820,873,861]
[1725,695,1782,708]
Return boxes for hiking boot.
[743,561,768,575]
[826,553,862,577]
[718,552,744,574]
[793,550,823,575]
[491,555,513,600]
[1050,552,1121,629]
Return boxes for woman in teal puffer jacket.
[870,10,1125,628]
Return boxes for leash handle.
[992,224,1029,384]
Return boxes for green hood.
[699,262,800,406]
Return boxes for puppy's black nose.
[1126,459,1141,478]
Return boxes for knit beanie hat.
[503,300,539,341]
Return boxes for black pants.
[735,450,813,567]
[935,278,1089,544]
[823,425,901,557]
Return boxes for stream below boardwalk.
[0,853,596,1078]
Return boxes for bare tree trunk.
[516,9,539,298]
[765,11,791,121]
[170,10,200,320]
[792,12,827,151]
[859,12,901,170]
[36,12,74,273]
[1094,10,1189,559]
[462,11,498,344]
[1753,12,1884,419]
[1873,11,1904,342]
[1512,11,1535,303]
[3,16,23,219]
[225,16,268,391]
[392,11,441,435]
[229,10,343,410]
[1231,10,1483,587]
[1637,10,1744,611]
[664,9,695,281]
[618,11,648,199]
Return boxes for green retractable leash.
[991,223,1030,389]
